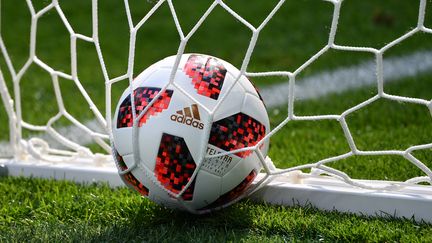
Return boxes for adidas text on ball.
[111,54,270,213]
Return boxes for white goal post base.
[0,158,124,187]
[251,173,432,223]
[1,158,431,223]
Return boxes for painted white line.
[1,50,431,155]
[260,50,432,107]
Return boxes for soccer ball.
[111,54,270,212]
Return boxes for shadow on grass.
[90,197,432,242]
[90,199,259,242]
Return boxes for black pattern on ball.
[155,133,196,201]
[209,113,266,158]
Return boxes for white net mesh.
[0,0,431,200]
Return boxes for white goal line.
[260,49,432,107]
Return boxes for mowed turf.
[0,177,432,242]
[1,74,431,241]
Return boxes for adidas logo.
[170,104,204,130]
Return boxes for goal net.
[1,0,431,221]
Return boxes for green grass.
[1,177,432,242]
[268,73,432,181]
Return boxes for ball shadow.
[90,199,258,241]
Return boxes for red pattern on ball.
[117,87,173,128]
[200,170,257,210]
[209,113,266,158]
[155,133,196,201]
[113,149,149,196]
[183,54,227,100]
